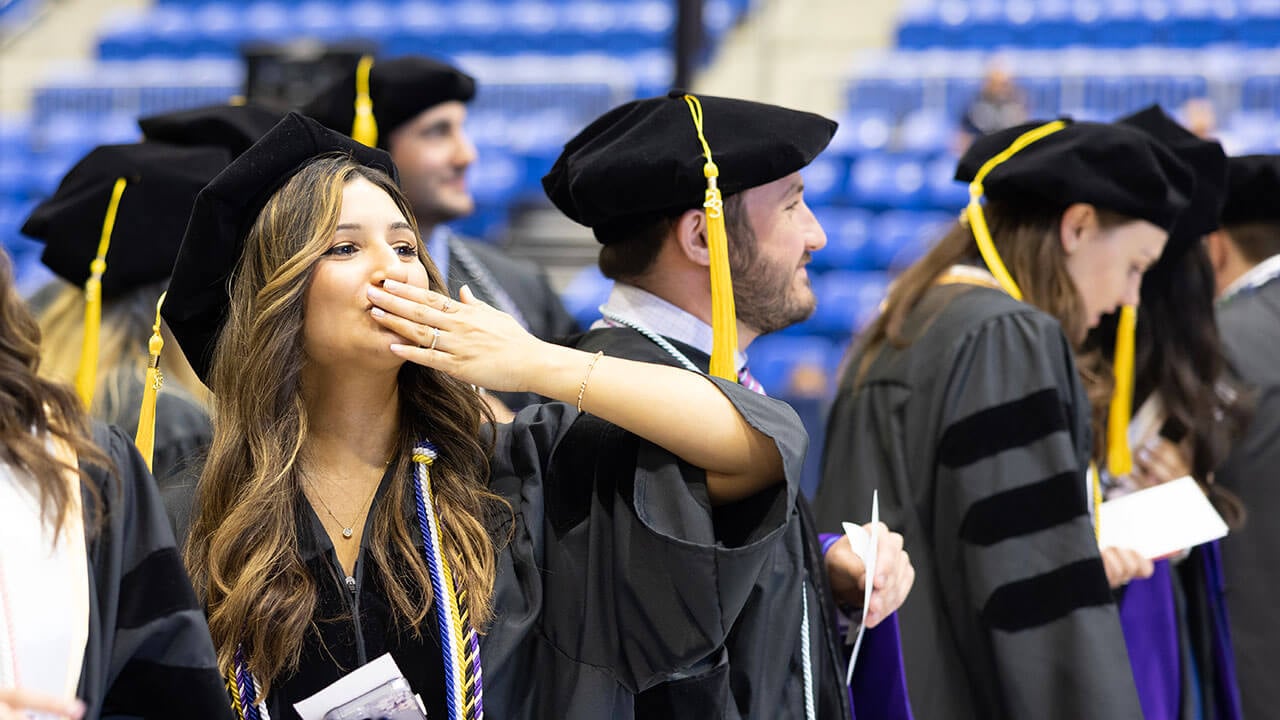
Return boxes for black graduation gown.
[78,422,232,720]
[1215,275,1280,720]
[565,328,852,720]
[815,285,1142,720]
[481,383,806,719]
[167,381,804,720]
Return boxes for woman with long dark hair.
[162,113,803,720]
[815,119,1196,719]
[1087,105,1251,720]
[0,244,231,720]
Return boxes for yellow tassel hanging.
[1107,304,1138,477]
[682,94,738,381]
[75,177,127,409]
[134,292,166,471]
[351,55,378,148]
[964,120,1069,301]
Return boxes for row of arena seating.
[843,47,1280,118]
[897,0,1280,48]
[95,0,747,60]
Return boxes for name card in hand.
[1098,476,1228,560]
[841,489,879,684]
[293,653,428,720]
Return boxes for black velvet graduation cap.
[1118,106,1227,256]
[955,118,1195,232]
[138,102,287,158]
[161,112,399,384]
[21,141,232,298]
[541,92,838,236]
[301,55,476,149]
[1221,154,1280,226]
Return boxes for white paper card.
[293,653,406,720]
[1098,476,1228,560]
[842,489,879,685]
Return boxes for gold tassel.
[134,291,166,471]
[351,55,378,148]
[964,120,1068,301]
[1107,304,1137,477]
[75,177,127,409]
[682,94,738,381]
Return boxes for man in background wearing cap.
[303,55,578,412]
[1205,154,1280,720]
[543,93,915,720]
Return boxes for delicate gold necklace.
[305,455,394,540]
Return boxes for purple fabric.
[850,613,915,720]
[1119,560,1181,720]
[1119,542,1244,720]
[1201,542,1244,720]
[820,532,843,557]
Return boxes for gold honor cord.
[964,120,1069,301]
[75,177,128,409]
[683,94,738,381]
[351,55,378,148]
[134,291,167,470]
[1107,305,1137,477]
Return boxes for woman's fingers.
[1101,546,1155,588]
[369,284,453,330]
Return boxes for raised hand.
[370,280,545,392]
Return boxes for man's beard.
[729,247,816,336]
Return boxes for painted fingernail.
[384,278,402,288]
[371,307,386,318]
[390,343,407,353]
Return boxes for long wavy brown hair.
[853,200,1125,388]
[0,248,109,535]
[184,155,504,690]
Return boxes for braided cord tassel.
[458,590,484,719]
[413,442,476,720]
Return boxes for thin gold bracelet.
[577,351,604,413]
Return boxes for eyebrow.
[335,222,415,232]
[782,181,805,201]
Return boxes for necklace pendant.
[342,527,354,539]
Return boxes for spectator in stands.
[1181,97,1218,139]
[21,142,227,487]
[0,244,233,720]
[1088,105,1249,720]
[955,59,1027,154]
[302,55,578,414]
[1205,154,1280,720]
[543,92,916,720]
[817,118,1196,719]
[161,111,804,720]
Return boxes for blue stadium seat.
[898,110,951,155]
[827,111,894,157]
[801,154,847,207]
[468,146,525,205]
[846,78,924,117]
[811,271,891,336]
[745,334,835,394]
[848,154,926,210]
[811,208,873,271]
[924,154,966,211]
[560,264,612,329]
